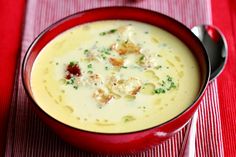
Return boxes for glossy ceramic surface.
[192,25,227,81]
[22,7,210,154]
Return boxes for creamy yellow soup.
[31,20,200,133]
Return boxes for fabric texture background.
[212,0,236,156]
[0,0,25,156]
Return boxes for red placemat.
[212,0,236,156]
[0,0,25,156]
[3,0,224,156]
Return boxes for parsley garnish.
[87,64,93,74]
[122,115,135,122]
[161,80,166,86]
[139,55,145,61]
[167,75,173,82]
[101,48,111,55]
[66,77,75,85]
[87,70,93,74]
[101,54,106,60]
[99,29,117,36]
[69,61,76,67]
[99,32,106,36]
[155,65,162,70]
[87,64,92,69]
[73,85,78,90]
[170,82,176,88]
[154,88,166,94]
[167,82,176,91]
[153,75,177,94]
[109,29,117,33]
[84,49,89,54]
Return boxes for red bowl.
[22,7,210,154]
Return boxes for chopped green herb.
[104,50,111,55]
[155,65,162,70]
[170,82,176,88]
[122,115,136,122]
[66,77,75,85]
[152,75,177,93]
[87,70,93,74]
[100,48,111,55]
[154,88,166,94]
[73,85,78,90]
[161,80,166,86]
[105,66,109,70]
[139,55,145,61]
[71,77,75,83]
[99,29,117,36]
[101,54,106,60]
[99,32,106,36]
[167,82,177,90]
[69,61,76,66]
[109,29,117,33]
[84,49,89,54]
[144,31,149,34]
[167,75,172,82]
[56,62,59,65]
[122,66,128,69]
[87,64,92,68]
[165,75,177,90]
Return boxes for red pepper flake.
[65,62,81,79]
[66,74,72,80]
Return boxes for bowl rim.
[22,6,210,135]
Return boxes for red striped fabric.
[5,0,224,156]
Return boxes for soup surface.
[31,20,200,133]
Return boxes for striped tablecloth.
[5,0,224,156]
